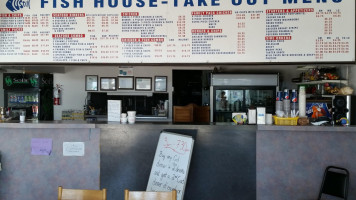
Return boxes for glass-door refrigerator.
[210,74,279,122]
[3,73,53,120]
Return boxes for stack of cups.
[121,113,128,123]
[283,89,290,117]
[299,86,306,117]
[127,111,136,124]
[275,91,283,116]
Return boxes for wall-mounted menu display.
[0,0,354,64]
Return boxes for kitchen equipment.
[210,74,278,122]
[3,73,53,120]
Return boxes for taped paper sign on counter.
[63,142,85,156]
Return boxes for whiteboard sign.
[63,142,85,156]
[0,1,354,63]
[107,100,121,122]
[147,132,194,200]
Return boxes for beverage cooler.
[3,73,54,120]
[210,74,279,122]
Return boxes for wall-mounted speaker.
[332,95,356,125]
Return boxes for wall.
[52,65,304,120]
[0,64,354,120]
[53,66,172,120]
[53,66,214,120]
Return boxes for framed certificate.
[100,77,116,91]
[154,76,167,92]
[135,77,152,91]
[117,76,134,90]
[85,75,98,91]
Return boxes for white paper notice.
[108,100,121,122]
[63,142,85,156]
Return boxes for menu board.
[0,0,354,64]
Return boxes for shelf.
[305,94,337,99]
[8,102,38,105]
[296,80,348,85]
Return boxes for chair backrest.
[58,186,107,200]
[124,189,177,200]
[318,166,349,200]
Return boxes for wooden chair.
[58,186,107,200]
[124,189,177,200]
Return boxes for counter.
[0,121,100,200]
[97,123,256,200]
[257,125,356,200]
[1,121,356,200]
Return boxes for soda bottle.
[283,89,290,100]
[290,89,299,117]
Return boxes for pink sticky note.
[31,138,52,155]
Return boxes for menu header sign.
[0,0,354,64]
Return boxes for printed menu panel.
[0,0,354,63]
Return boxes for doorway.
[172,70,210,107]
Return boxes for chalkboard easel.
[146,131,194,200]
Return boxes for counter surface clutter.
[0,120,356,200]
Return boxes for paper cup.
[127,111,136,117]
[128,116,135,124]
[20,115,25,122]
[121,117,128,123]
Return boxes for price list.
[0,14,23,56]
[265,8,316,61]
[165,15,191,60]
[190,10,235,58]
[52,13,90,62]
[120,12,173,61]
[86,13,120,61]
[265,7,353,62]
[314,9,350,60]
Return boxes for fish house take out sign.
[0,0,354,64]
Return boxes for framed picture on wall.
[117,76,134,90]
[154,76,167,92]
[135,77,152,91]
[85,75,98,91]
[100,77,116,91]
